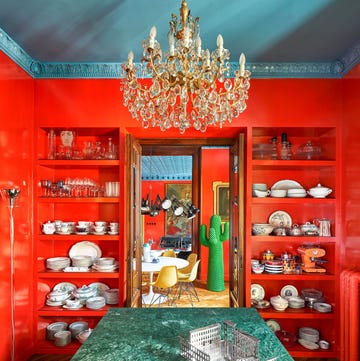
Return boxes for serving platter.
[271,179,303,190]
[69,241,102,260]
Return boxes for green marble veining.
[71,308,294,361]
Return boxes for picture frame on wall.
[165,183,192,237]
[213,181,230,222]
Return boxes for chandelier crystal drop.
[121,0,250,133]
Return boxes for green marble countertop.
[71,308,294,361]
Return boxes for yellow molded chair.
[162,249,177,257]
[177,260,201,306]
[177,253,197,275]
[147,265,178,307]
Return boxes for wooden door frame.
[132,136,244,306]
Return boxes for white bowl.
[270,189,287,198]
[252,223,274,236]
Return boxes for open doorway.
[126,136,245,307]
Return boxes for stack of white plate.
[287,296,305,308]
[86,296,106,309]
[299,327,320,343]
[104,288,119,305]
[264,261,283,274]
[46,257,71,270]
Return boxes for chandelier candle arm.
[120,0,250,133]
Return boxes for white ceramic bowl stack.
[92,257,118,272]
[46,257,71,270]
[298,327,320,344]
[86,296,106,309]
[287,188,307,198]
[104,288,119,305]
[270,295,289,311]
[287,296,305,309]
[71,255,93,268]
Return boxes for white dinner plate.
[280,285,298,298]
[268,210,292,227]
[271,179,303,190]
[69,241,102,260]
[251,284,265,300]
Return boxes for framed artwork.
[165,183,192,237]
[213,181,230,222]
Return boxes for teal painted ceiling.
[1,0,360,78]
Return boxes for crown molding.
[0,27,358,79]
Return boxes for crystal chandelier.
[121,0,251,133]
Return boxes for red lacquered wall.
[342,63,360,269]
[0,51,34,361]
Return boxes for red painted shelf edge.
[38,159,120,166]
[259,309,335,319]
[38,234,119,241]
[252,159,336,167]
[38,271,119,278]
[38,197,119,203]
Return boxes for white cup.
[105,182,112,197]
[112,182,120,197]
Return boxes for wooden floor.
[28,281,338,361]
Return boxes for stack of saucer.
[46,257,71,270]
[86,296,106,309]
[264,260,283,274]
[104,289,119,305]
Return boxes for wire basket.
[179,320,259,361]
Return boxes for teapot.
[300,222,319,236]
[287,224,303,236]
[273,223,288,236]
[313,218,331,237]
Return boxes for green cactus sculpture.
[200,214,229,291]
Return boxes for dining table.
[141,256,189,305]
